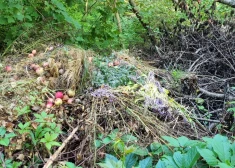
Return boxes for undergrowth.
[97,130,235,168]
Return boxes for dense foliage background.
[0,0,233,56]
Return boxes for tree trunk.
[128,0,161,56]
[114,0,122,33]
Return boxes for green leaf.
[5,133,16,139]
[50,133,59,141]
[105,154,118,162]
[212,134,231,163]
[6,16,15,23]
[0,138,10,146]
[95,139,101,148]
[52,0,66,11]
[150,142,163,155]
[102,137,112,144]
[66,162,76,168]
[155,160,166,168]
[162,136,180,147]
[12,161,22,168]
[218,162,233,168]
[162,155,178,167]
[173,152,184,168]
[48,141,60,147]
[197,148,219,166]
[228,107,235,113]
[0,127,6,137]
[134,147,149,156]
[121,134,138,143]
[139,157,152,168]
[0,17,7,25]
[125,153,138,168]
[185,147,200,167]
[177,136,189,147]
[124,145,136,155]
[45,143,52,150]
[16,13,24,21]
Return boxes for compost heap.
[0,46,209,167]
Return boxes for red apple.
[28,54,34,58]
[63,95,69,101]
[33,64,40,70]
[67,98,74,104]
[46,102,53,108]
[42,62,49,67]
[55,91,64,99]
[36,67,44,76]
[5,65,12,72]
[113,60,120,66]
[32,50,37,55]
[30,64,36,69]
[47,98,54,104]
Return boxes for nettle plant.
[97,131,235,168]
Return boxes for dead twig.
[199,87,235,100]
[43,126,79,168]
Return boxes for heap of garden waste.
[0,45,208,167]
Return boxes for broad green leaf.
[173,152,184,168]
[66,162,76,168]
[0,127,6,137]
[125,153,138,168]
[230,154,235,167]
[212,135,231,163]
[124,145,136,155]
[197,148,219,166]
[185,147,200,167]
[102,137,112,144]
[0,138,10,146]
[134,147,149,156]
[162,136,180,147]
[50,133,59,141]
[6,16,15,23]
[218,162,233,168]
[0,17,7,25]
[150,142,163,155]
[139,157,152,168]
[121,134,138,142]
[105,154,118,162]
[177,136,189,147]
[45,143,52,150]
[162,155,179,167]
[12,161,22,168]
[16,13,24,21]
[48,141,60,146]
[95,140,101,148]
[155,160,166,168]
[5,133,16,139]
